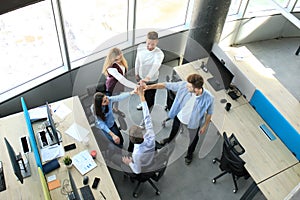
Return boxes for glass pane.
[60,0,128,63]
[136,0,189,30]
[228,0,242,15]
[274,0,290,8]
[294,0,300,11]
[0,1,63,95]
[246,0,277,15]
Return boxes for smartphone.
[64,143,76,152]
[20,136,31,153]
[91,177,100,189]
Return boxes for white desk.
[39,96,120,200]
[0,96,120,200]
[0,111,45,199]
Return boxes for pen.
[53,105,60,113]
[100,191,106,200]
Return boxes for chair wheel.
[212,179,216,183]
[212,159,216,163]
[133,193,138,198]
[156,191,161,195]
[233,189,237,193]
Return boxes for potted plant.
[63,155,72,168]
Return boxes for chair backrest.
[220,132,248,177]
[223,132,245,156]
[139,142,175,181]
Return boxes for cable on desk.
[61,179,72,195]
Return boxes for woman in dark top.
[102,48,136,117]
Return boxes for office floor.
[104,61,266,200]
[90,37,299,200]
[244,37,300,101]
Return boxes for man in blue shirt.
[146,74,214,165]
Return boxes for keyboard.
[80,185,95,200]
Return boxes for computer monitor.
[4,137,31,184]
[68,170,81,200]
[206,52,234,91]
[46,102,60,145]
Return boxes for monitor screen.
[4,137,24,184]
[68,170,81,200]
[206,52,234,91]
[46,102,60,145]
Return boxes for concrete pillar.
[184,0,231,62]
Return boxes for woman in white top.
[102,48,136,117]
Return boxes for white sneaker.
[136,103,142,110]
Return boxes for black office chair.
[124,142,175,198]
[212,132,249,193]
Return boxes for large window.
[0,1,62,99]
[60,0,129,64]
[135,0,190,33]
[0,0,193,102]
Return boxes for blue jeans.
[104,122,124,148]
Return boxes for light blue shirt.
[165,81,214,129]
[95,92,131,135]
[129,101,155,174]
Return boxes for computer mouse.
[83,176,89,185]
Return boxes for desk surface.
[223,46,300,134]
[258,163,300,200]
[174,60,299,198]
[222,103,298,183]
[0,110,45,199]
[41,96,120,200]
[0,96,120,200]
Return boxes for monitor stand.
[207,77,224,91]
[16,153,31,178]
[37,128,62,149]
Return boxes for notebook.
[72,150,97,175]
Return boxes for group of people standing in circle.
[92,31,214,174]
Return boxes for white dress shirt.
[135,43,164,82]
[129,101,155,174]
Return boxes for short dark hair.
[129,125,144,144]
[147,31,158,40]
[187,74,204,89]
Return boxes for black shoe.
[159,138,169,146]
[136,103,142,110]
[155,141,164,150]
[185,155,193,165]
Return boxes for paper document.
[28,105,47,121]
[40,144,65,163]
[72,150,97,175]
[52,103,71,119]
[65,123,89,142]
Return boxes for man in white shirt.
[135,31,164,116]
[122,85,155,174]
